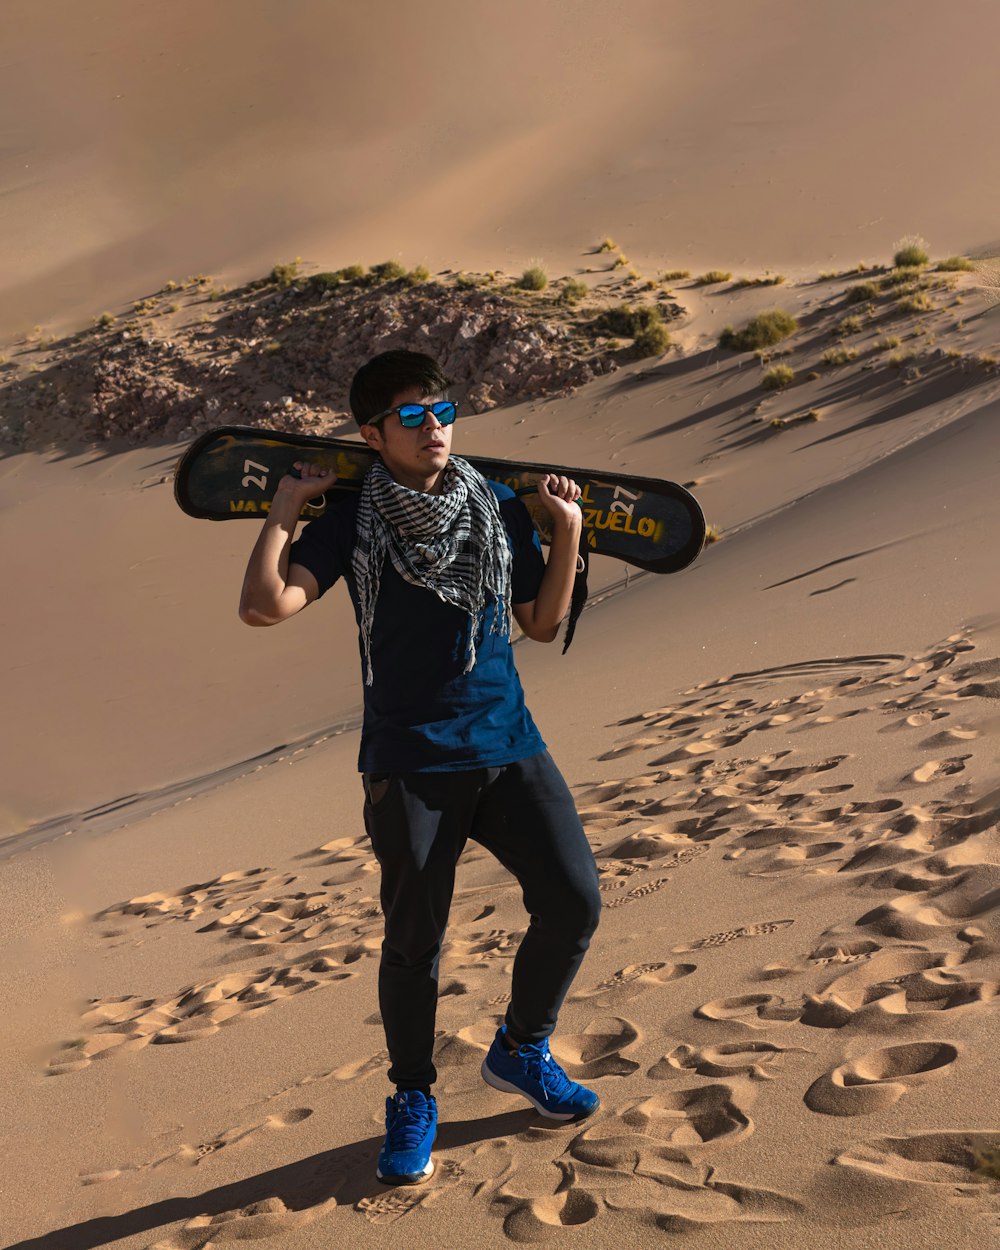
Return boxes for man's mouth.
[423,441,446,452]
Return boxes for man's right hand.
[276,461,338,505]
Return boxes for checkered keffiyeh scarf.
[352,456,513,685]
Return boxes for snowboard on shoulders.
[173,425,706,574]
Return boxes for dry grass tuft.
[719,309,798,352]
[518,267,548,291]
[760,364,795,390]
[893,235,930,268]
[822,346,858,365]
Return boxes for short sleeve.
[493,487,546,605]
[288,501,349,598]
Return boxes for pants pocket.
[363,772,393,807]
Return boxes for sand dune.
[5,0,1000,339]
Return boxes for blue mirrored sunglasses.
[371,400,459,428]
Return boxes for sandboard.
[174,425,706,574]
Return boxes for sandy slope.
[3,266,997,841]
[5,0,1000,339]
[3,279,999,1248]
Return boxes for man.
[239,349,602,1187]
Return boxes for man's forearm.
[529,516,583,640]
[239,487,305,618]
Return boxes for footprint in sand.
[804,1040,959,1116]
[552,1016,641,1078]
[570,961,696,1005]
[99,866,275,928]
[148,1193,339,1248]
[81,1108,314,1184]
[910,755,971,783]
[833,1129,1000,1192]
[493,1187,601,1243]
[47,940,378,1074]
[635,1178,804,1235]
[807,967,999,1028]
[695,993,799,1029]
[435,1018,501,1070]
[649,1039,811,1082]
[602,876,672,909]
[358,1160,464,1224]
[616,1085,753,1153]
[674,919,793,952]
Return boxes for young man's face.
[360,384,453,490]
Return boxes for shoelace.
[385,1093,434,1151]
[516,1041,576,1103]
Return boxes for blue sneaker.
[481,1026,600,1121]
[376,1090,437,1185]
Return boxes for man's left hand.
[536,475,583,528]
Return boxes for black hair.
[349,350,452,424]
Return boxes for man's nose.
[422,410,443,430]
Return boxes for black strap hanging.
[562,528,589,654]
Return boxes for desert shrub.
[760,364,795,390]
[559,279,589,304]
[634,320,671,357]
[771,410,819,429]
[875,335,901,350]
[732,274,785,288]
[660,269,690,280]
[822,347,858,365]
[898,292,932,313]
[836,315,863,336]
[270,260,300,287]
[306,272,343,295]
[454,272,479,289]
[718,309,798,352]
[370,260,409,283]
[406,265,431,284]
[696,270,732,285]
[847,281,880,304]
[893,236,929,268]
[888,351,914,367]
[518,266,548,291]
[881,267,922,289]
[936,255,974,271]
[598,238,617,252]
[339,264,367,282]
[705,525,721,543]
[96,311,116,328]
[612,254,629,268]
[595,305,670,356]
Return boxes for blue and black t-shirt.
[289,481,547,774]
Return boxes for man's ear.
[359,422,383,451]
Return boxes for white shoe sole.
[480,1058,588,1121]
[376,1157,435,1185]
